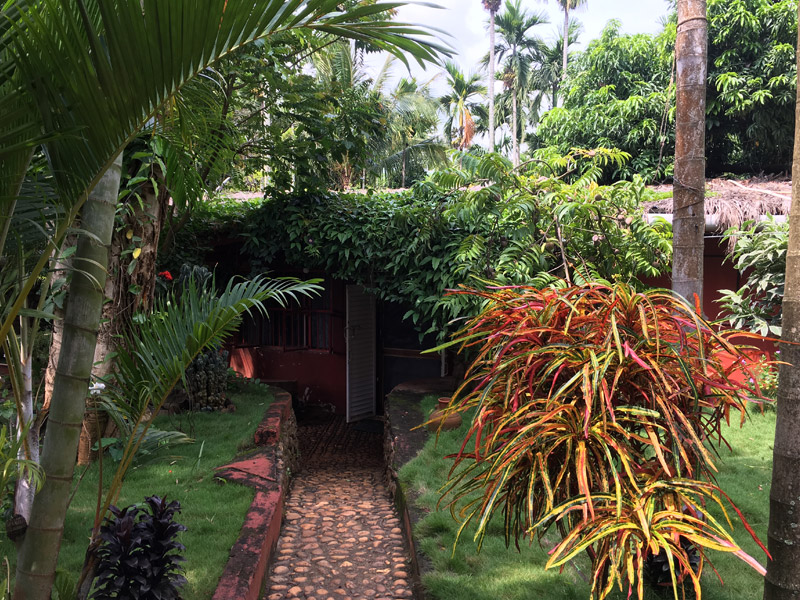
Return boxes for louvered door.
[346,285,377,422]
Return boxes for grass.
[1,380,272,599]
[400,396,775,600]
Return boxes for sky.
[366,0,672,94]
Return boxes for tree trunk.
[42,238,75,413]
[13,357,38,524]
[763,8,800,599]
[672,0,707,305]
[562,4,570,79]
[77,172,166,465]
[488,9,496,152]
[14,155,122,600]
[401,144,407,188]
[512,85,519,167]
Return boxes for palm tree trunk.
[489,9,496,152]
[13,356,38,524]
[512,86,519,166]
[763,9,800,599]
[672,0,707,304]
[401,143,408,188]
[14,155,122,600]
[562,4,570,78]
[78,172,166,465]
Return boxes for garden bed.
[1,381,274,599]
[398,395,775,600]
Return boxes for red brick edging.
[212,389,295,600]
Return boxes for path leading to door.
[263,412,414,600]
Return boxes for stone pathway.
[263,413,415,600]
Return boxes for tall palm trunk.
[763,9,800,599]
[78,172,167,465]
[511,85,519,166]
[13,356,38,523]
[14,155,122,600]
[562,4,570,78]
[672,0,707,304]
[488,9,497,152]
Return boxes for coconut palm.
[439,61,486,150]
[310,48,446,188]
[494,0,548,165]
[483,0,502,151]
[376,71,447,187]
[556,0,588,76]
[0,2,445,597]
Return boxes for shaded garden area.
[1,0,799,599]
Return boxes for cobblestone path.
[264,414,414,600]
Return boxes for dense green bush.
[706,0,797,174]
[535,22,675,182]
[536,0,798,179]
[242,150,671,339]
[718,217,787,336]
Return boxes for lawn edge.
[212,386,298,600]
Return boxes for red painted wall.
[642,236,777,373]
[643,237,740,320]
[230,278,348,414]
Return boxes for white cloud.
[365,0,672,96]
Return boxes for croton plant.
[438,282,771,599]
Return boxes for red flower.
[158,271,173,281]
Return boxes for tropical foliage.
[437,282,770,599]
[718,217,788,336]
[492,0,548,165]
[536,0,798,179]
[241,150,671,339]
[706,0,797,174]
[92,496,187,600]
[535,21,675,181]
[0,1,445,596]
[439,62,486,150]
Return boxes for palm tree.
[0,2,445,597]
[310,48,446,188]
[483,0,502,151]
[556,0,588,77]
[439,61,486,150]
[672,0,707,303]
[534,20,582,108]
[765,9,800,597]
[377,72,447,187]
[494,0,548,165]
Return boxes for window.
[240,285,332,351]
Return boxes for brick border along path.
[264,415,415,600]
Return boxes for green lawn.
[2,381,272,599]
[400,396,775,600]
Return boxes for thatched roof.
[644,179,791,232]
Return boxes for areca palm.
[534,20,582,107]
[494,0,548,165]
[439,61,486,150]
[483,0,502,151]
[310,47,446,188]
[0,2,445,597]
[556,0,588,76]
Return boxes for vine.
[241,150,672,340]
